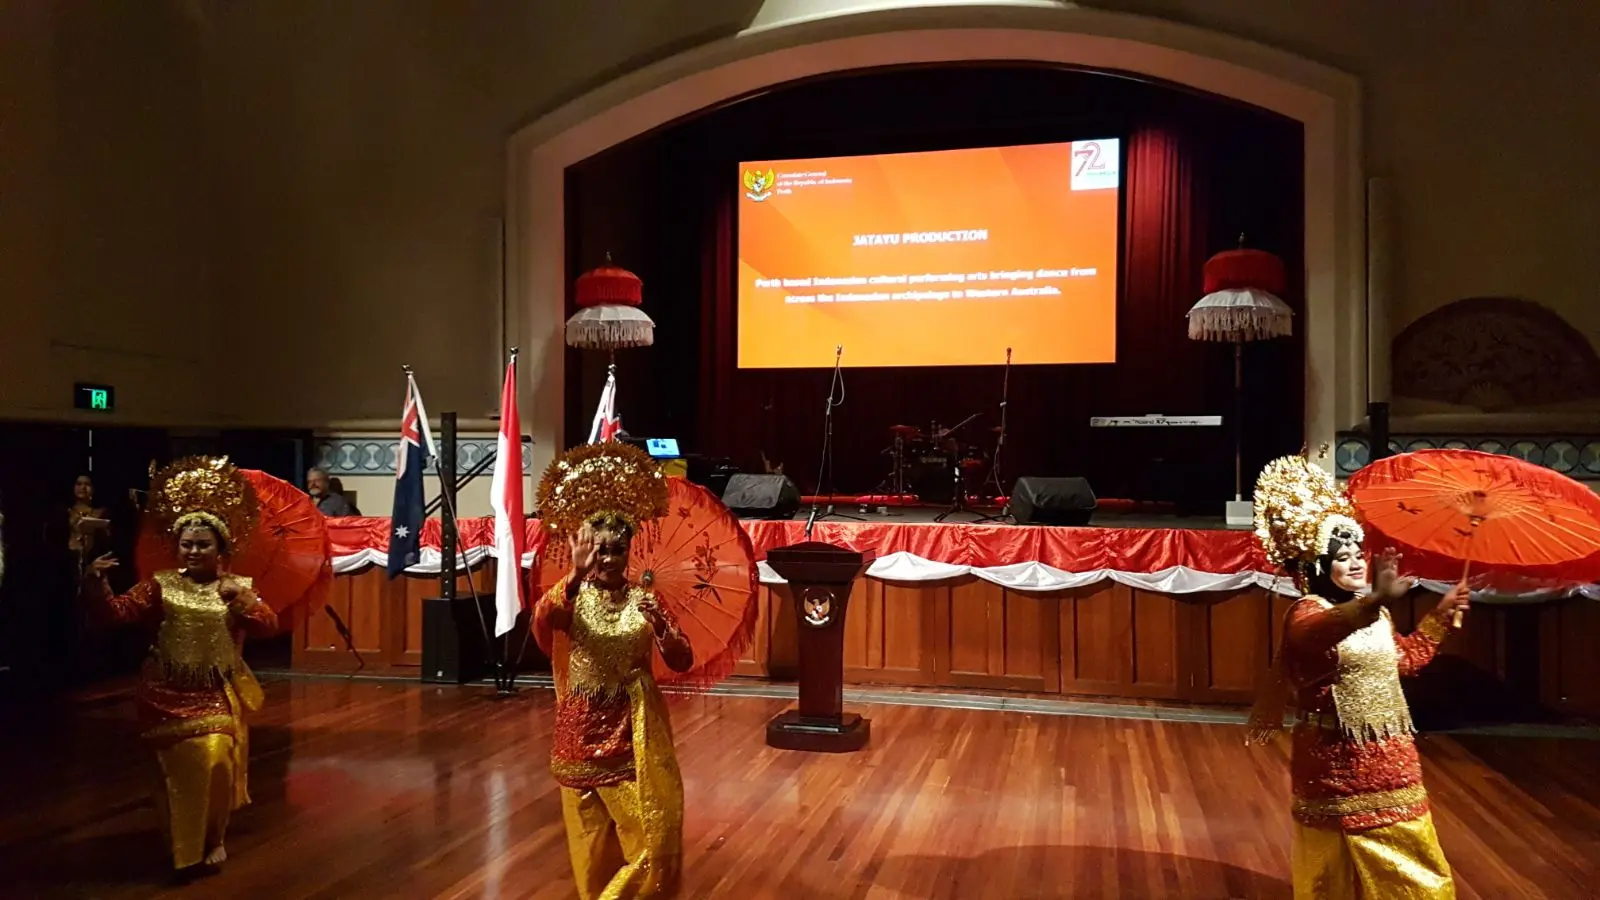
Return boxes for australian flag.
[387,372,437,579]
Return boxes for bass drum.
[911,446,988,504]
[908,446,955,504]
[959,447,990,499]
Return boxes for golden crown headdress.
[1252,447,1363,573]
[536,442,669,536]
[147,456,259,551]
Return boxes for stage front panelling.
[296,567,496,672]
[295,551,1599,719]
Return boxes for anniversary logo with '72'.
[743,168,776,201]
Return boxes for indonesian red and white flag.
[491,355,526,636]
[587,368,622,443]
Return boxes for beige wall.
[203,1,764,429]
[12,2,1599,430]
[197,0,1598,431]
[333,473,512,522]
[0,1,221,425]
[320,430,531,520]
[1112,0,1599,343]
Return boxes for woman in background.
[82,457,277,875]
[49,474,112,682]
[67,474,110,572]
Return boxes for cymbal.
[890,424,922,436]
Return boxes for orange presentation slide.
[737,140,1121,368]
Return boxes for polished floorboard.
[2,677,1596,899]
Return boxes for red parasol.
[541,477,759,687]
[138,469,333,615]
[1347,449,1600,593]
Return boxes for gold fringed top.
[152,570,245,689]
[566,582,658,704]
[1278,596,1451,833]
[1327,609,1414,743]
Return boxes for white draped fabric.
[331,545,1596,603]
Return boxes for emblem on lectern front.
[801,587,833,627]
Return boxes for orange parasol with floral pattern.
[1347,449,1600,594]
[540,476,759,687]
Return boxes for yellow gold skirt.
[150,681,253,870]
[1292,813,1454,899]
[559,676,683,900]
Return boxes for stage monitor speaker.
[721,473,801,520]
[421,595,493,684]
[1010,476,1097,526]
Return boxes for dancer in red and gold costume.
[533,442,692,899]
[82,457,278,875]
[1250,453,1469,899]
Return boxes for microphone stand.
[976,348,1014,525]
[324,604,367,673]
[933,411,984,523]
[808,346,863,525]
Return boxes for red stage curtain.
[1117,124,1210,412]
[697,187,737,456]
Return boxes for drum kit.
[861,349,1018,521]
[876,414,997,512]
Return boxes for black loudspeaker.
[1010,476,1097,526]
[421,596,493,684]
[721,473,801,520]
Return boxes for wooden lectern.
[764,541,874,752]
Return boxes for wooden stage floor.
[3,677,1596,899]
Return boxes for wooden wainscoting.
[843,580,940,686]
[1187,586,1276,703]
[294,566,496,673]
[302,567,1595,720]
[938,579,1060,694]
[1539,595,1600,718]
[1056,583,1269,704]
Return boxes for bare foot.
[203,845,227,866]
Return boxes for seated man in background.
[307,467,357,517]
[327,478,360,515]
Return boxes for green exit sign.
[74,383,115,412]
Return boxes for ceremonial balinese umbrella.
[567,255,653,353]
[539,477,759,688]
[1186,237,1295,519]
[567,255,651,442]
[1348,449,1600,619]
[138,469,333,615]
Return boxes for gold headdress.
[147,456,259,551]
[1252,446,1363,577]
[536,442,669,536]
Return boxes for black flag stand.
[435,412,502,690]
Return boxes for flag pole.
[493,348,527,694]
